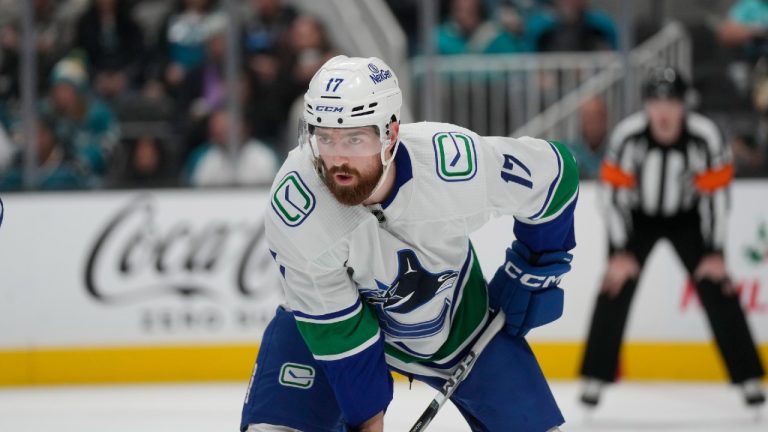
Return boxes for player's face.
[315,126,384,206]
[645,98,685,145]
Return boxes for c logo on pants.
[279,363,316,389]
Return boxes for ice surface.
[0,381,765,431]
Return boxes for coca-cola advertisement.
[0,190,284,349]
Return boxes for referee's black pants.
[580,212,764,383]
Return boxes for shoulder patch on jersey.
[432,131,478,182]
[271,171,316,227]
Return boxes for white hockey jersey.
[265,121,578,378]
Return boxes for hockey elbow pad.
[488,240,571,336]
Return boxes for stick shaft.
[408,311,506,432]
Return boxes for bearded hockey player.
[241,55,578,432]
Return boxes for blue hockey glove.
[487,240,572,336]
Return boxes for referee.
[579,67,765,407]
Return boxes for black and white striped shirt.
[600,111,732,254]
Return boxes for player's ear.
[389,120,400,146]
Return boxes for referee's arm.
[599,114,642,255]
[692,115,733,256]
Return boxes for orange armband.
[695,163,733,193]
[600,162,635,188]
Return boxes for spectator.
[717,0,768,177]
[241,0,298,152]
[716,2,768,99]
[718,0,768,59]
[0,0,82,99]
[176,13,228,125]
[385,0,420,55]
[40,56,120,176]
[436,0,527,55]
[75,0,144,101]
[113,135,175,188]
[145,0,221,99]
[286,16,335,89]
[176,14,262,162]
[489,1,530,53]
[529,0,617,52]
[249,14,335,147]
[185,108,278,187]
[730,134,768,176]
[569,96,608,179]
[243,0,297,84]
[727,57,768,177]
[0,115,92,190]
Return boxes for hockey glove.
[487,240,572,336]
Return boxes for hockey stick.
[408,310,506,432]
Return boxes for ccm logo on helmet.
[504,261,563,289]
[316,106,344,112]
[368,63,392,84]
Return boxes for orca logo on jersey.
[272,171,316,227]
[360,250,458,338]
[433,132,478,182]
[279,363,315,389]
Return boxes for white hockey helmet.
[300,55,402,159]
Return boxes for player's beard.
[322,161,383,206]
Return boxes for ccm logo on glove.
[503,260,568,289]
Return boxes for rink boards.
[0,182,766,385]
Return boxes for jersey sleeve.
[690,115,732,254]
[482,135,579,253]
[265,214,392,427]
[599,114,643,253]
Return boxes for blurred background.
[1,0,768,189]
[0,0,766,430]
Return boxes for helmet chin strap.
[363,139,400,204]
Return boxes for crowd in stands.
[0,0,767,191]
[552,0,768,179]
[0,0,329,190]
[384,0,617,56]
[717,0,768,176]
[434,0,616,55]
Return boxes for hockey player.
[241,55,578,432]
[579,67,765,408]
